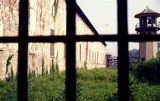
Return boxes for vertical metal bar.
[66,0,76,101]
[18,0,29,101]
[117,0,129,101]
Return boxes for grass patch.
[76,68,118,101]
[129,57,160,101]
[0,67,160,101]
[129,73,160,101]
[0,68,117,101]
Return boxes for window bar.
[18,0,29,101]
[117,0,129,101]
[66,0,76,101]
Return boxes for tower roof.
[135,6,160,18]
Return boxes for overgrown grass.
[28,72,65,101]
[0,67,160,101]
[76,68,118,101]
[130,57,160,84]
[0,68,117,101]
[0,79,17,101]
[129,57,160,101]
[130,78,160,101]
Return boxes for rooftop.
[135,6,160,18]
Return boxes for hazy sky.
[77,0,160,56]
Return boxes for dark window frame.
[0,0,160,101]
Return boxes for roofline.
[135,13,160,18]
[75,3,107,46]
[135,7,160,18]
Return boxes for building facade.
[0,0,106,79]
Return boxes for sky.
[77,0,160,56]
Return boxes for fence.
[1,0,160,101]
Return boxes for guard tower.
[135,6,160,61]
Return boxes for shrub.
[129,76,160,101]
[129,59,160,101]
[133,57,160,84]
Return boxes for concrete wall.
[0,0,106,79]
[140,41,157,61]
[139,30,158,61]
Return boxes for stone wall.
[0,0,19,79]
[0,0,106,79]
[0,45,18,79]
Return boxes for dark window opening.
[97,52,99,65]
[141,58,145,61]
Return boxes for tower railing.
[136,23,160,29]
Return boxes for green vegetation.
[76,68,118,101]
[129,57,160,101]
[0,79,17,101]
[130,77,160,101]
[0,68,117,101]
[28,72,65,101]
[130,57,160,84]
[5,54,14,81]
[1,59,160,101]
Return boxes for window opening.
[79,44,81,61]
[50,29,55,57]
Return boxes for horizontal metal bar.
[0,35,160,42]
[127,35,160,41]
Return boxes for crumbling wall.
[0,0,19,79]
[0,0,106,79]
[0,47,18,79]
[0,0,55,78]
[28,0,55,73]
